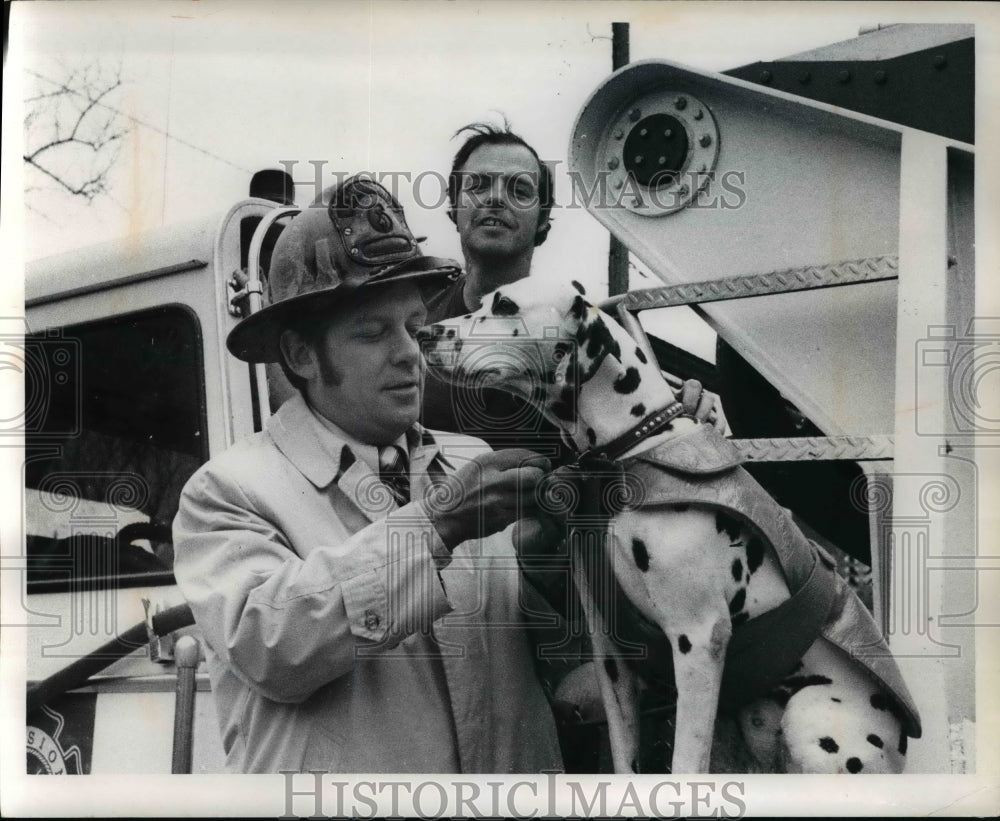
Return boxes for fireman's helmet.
[227,174,461,363]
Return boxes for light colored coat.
[173,393,562,773]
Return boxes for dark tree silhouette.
[23,59,129,207]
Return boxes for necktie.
[378,445,410,506]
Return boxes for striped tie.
[378,445,410,506]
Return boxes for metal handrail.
[26,603,196,715]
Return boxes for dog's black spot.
[846,757,863,773]
[746,536,765,573]
[714,511,742,543]
[613,366,641,394]
[586,428,597,446]
[630,402,646,418]
[570,294,588,321]
[491,292,520,317]
[818,737,839,754]
[635,346,648,364]
[731,558,743,582]
[729,588,746,616]
[773,674,833,705]
[867,734,884,749]
[571,279,586,295]
[584,317,621,363]
[512,328,519,337]
[731,611,749,628]
[603,658,618,683]
[831,697,842,703]
[898,732,908,756]
[678,634,692,654]
[870,693,889,711]
[631,538,650,572]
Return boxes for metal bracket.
[601,254,899,313]
[227,269,264,317]
[731,434,894,462]
[142,598,175,663]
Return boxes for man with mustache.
[172,175,563,773]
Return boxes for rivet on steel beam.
[693,110,704,121]
[698,134,712,148]
[629,108,642,122]
[674,96,687,111]
[350,248,359,255]
[933,54,947,69]
[657,156,666,166]
[608,157,620,170]
[344,227,353,235]
[838,69,852,84]
[874,70,887,85]
[640,128,648,137]
[614,128,624,139]
[799,70,812,84]
[759,69,772,84]
[614,180,623,190]
[664,129,673,138]
[634,155,644,164]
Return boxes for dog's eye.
[491,293,520,317]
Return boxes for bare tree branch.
[23,58,130,207]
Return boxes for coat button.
[364,609,380,630]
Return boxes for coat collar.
[268,393,450,520]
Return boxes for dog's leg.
[570,546,640,774]
[610,513,736,774]
[663,612,731,773]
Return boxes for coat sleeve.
[172,463,453,704]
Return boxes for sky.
[4,0,996,360]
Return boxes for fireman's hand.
[422,449,551,550]
[678,378,727,434]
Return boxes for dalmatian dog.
[418,276,919,775]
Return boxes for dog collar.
[577,400,685,464]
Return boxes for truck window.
[24,305,208,592]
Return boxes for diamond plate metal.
[604,254,898,312]
[731,435,894,462]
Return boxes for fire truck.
[21,23,980,774]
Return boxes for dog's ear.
[571,280,586,295]
[569,294,590,322]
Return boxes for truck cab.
[23,183,296,773]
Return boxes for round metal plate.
[603,91,720,216]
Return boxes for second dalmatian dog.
[418,277,921,774]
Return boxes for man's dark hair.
[447,120,554,247]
